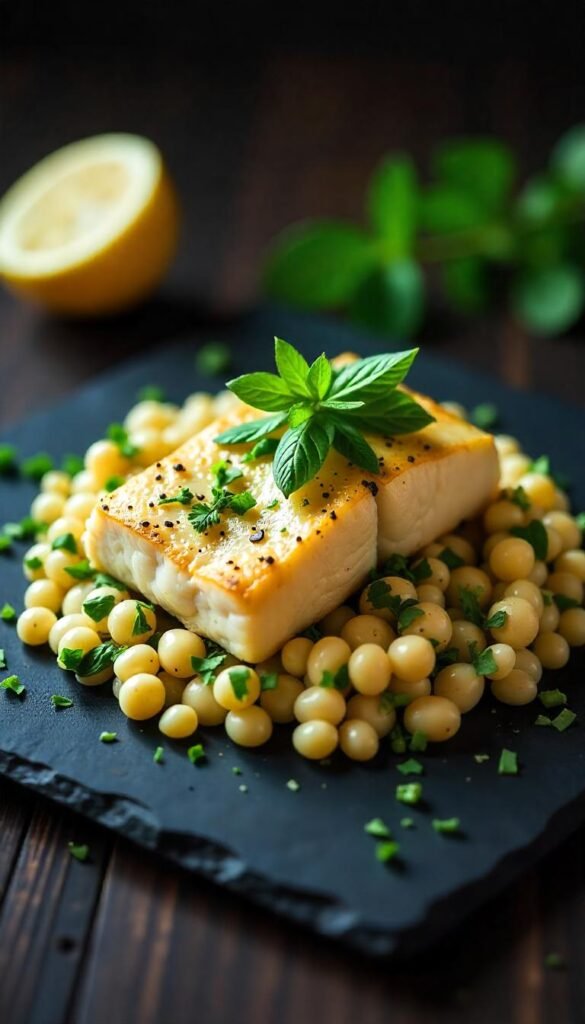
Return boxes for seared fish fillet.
[86,392,498,661]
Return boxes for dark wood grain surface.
[1,43,584,1024]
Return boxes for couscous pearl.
[483,499,525,534]
[387,635,435,682]
[338,719,379,761]
[294,686,346,725]
[31,492,66,525]
[499,453,532,487]
[84,439,130,489]
[346,693,396,736]
[213,666,261,711]
[447,566,493,610]
[450,620,487,662]
[532,632,570,670]
[489,537,535,582]
[341,614,395,651]
[434,663,484,713]
[544,527,563,562]
[281,637,313,677]
[403,695,461,742]
[49,613,94,654]
[517,472,557,510]
[44,549,81,590]
[108,600,156,646]
[82,585,127,632]
[62,580,97,615]
[157,629,206,677]
[225,706,273,747]
[487,597,540,648]
[401,602,453,651]
[182,680,228,726]
[159,704,198,739]
[484,643,516,680]
[514,649,543,683]
[125,399,178,433]
[554,550,585,582]
[260,674,304,723]
[65,492,97,521]
[438,533,477,566]
[504,579,544,616]
[41,470,71,497]
[388,676,431,699]
[359,576,417,621]
[494,434,520,456]
[539,602,560,633]
[159,671,187,707]
[130,428,167,467]
[527,560,548,586]
[113,644,160,681]
[414,557,450,592]
[491,669,537,706]
[23,542,50,581]
[76,666,114,687]
[348,644,392,695]
[542,512,581,552]
[318,605,355,636]
[17,607,57,646]
[558,607,585,647]
[416,584,446,607]
[292,720,338,760]
[25,579,64,613]
[483,531,509,560]
[57,625,101,660]
[46,515,86,543]
[70,470,97,494]
[119,674,166,720]
[306,636,351,685]
[546,572,583,604]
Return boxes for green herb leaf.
[0,444,17,474]
[51,532,78,554]
[510,520,548,560]
[137,385,165,402]
[274,336,312,396]
[306,353,332,400]
[320,664,349,690]
[544,951,567,970]
[196,342,232,376]
[485,609,508,630]
[397,758,424,775]
[396,782,422,805]
[93,572,126,591]
[263,221,374,308]
[1,674,25,696]
[4,517,43,540]
[390,724,407,754]
[153,746,164,763]
[104,475,126,493]
[212,461,243,487]
[260,672,278,691]
[64,560,96,581]
[75,641,127,678]
[215,413,289,446]
[61,453,85,477]
[551,708,576,732]
[553,594,580,611]
[229,492,257,516]
[106,423,139,458]
[439,547,465,569]
[157,486,194,506]
[375,840,400,863]
[286,779,300,792]
[68,842,89,862]
[59,648,85,672]
[0,649,5,668]
[470,403,499,430]
[472,647,498,677]
[350,261,425,338]
[1,603,16,622]
[409,731,428,752]
[242,437,280,463]
[187,743,206,764]
[273,419,332,498]
[99,731,118,743]
[226,371,296,412]
[24,555,42,570]
[21,452,54,481]
[552,123,585,192]
[0,535,12,553]
[331,421,380,473]
[397,603,424,632]
[191,652,226,684]
[229,667,250,701]
[132,602,152,637]
[433,138,516,213]
[400,817,414,829]
[432,817,460,835]
[535,714,553,727]
[539,689,567,708]
[364,817,391,838]
[509,486,531,511]
[51,695,73,709]
[474,753,490,763]
[498,748,518,775]
[367,156,417,257]
[513,264,585,337]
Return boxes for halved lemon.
[0,133,179,315]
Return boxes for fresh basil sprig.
[215,337,433,497]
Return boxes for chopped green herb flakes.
[364,818,391,838]
[498,748,518,776]
[51,695,73,709]
[1,674,25,696]
[68,842,89,862]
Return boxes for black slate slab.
[0,307,584,958]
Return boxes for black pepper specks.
[361,480,379,497]
[302,497,310,507]
[329,511,337,521]
[155,474,162,481]
[249,529,265,544]
[296,536,302,543]
[164,520,174,528]
[266,556,275,565]
[102,504,109,511]
[407,455,416,463]
[322,492,330,499]
[173,463,186,472]
[141,521,150,527]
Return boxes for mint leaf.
[344,388,435,435]
[274,337,311,396]
[350,261,425,338]
[329,349,419,403]
[367,156,417,257]
[273,419,332,498]
[215,413,288,445]
[433,138,516,213]
[225,371,295,412]
[263,221,374,308]
[331,421,380,473]
[242,437,280,463]
[196,342,231,376]
[306,353,332,400]
[512,264,585,337]
[552,123,585,192]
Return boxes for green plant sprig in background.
[263,125,585,338]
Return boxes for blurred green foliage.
[263,125,585,338]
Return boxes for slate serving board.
[0,306,584,958]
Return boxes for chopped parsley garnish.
[390,724,407,754]
[400,817,414,829]
[576,511,585,531]
[188,744,206,764]
[4,517,43,540]
[213,460,243,487]
[396,782,422,805]
[24,555,43,570]
[196,341,232,376]
[458,586,485,627]
[539,688,567,708]
[106,423,139,458]
[99,731,118,743]
[21,452,54,481]
[473,753,490,764]
[51,532,78,554]
[242,437,280,463]
[83,594,116,623]
[366,579,402,616]
[436,646,459,668]
[187,461,257,533]
[191,651,227,684]
[301,624,323,642]
[553,594,580,611]
[432,817,460,835]
[132,601,153,636]
[409,730,428,752]
[93,571,126,591]
[51,695,73,709]
[138,385,166,402]
[104,475,126,493]
[397,758,424,776]
[64,560,96,581]
[68,842,89,862]
[153,746,164,764]
[229,667,250,700]
[551,708,576,732]
[1,674,25,696]
[0,649,5,668]
[379,692,411,713]
[509,485,530,510]
[61,453,84,477]
[364,818,391,838]
[320,664,349,690]
[260,672,278,691]
[498,748,518,775]
[158,486,194,506]
[286,779,300,792]
[485,608,508,630]
[529,454,550,476]
[60,641,126,677]
[0,444,17,474]
[0,535,11,553]
[470,402,499,430]
[535,714,553,727]
[510,520,548,560]
[1,603,16,622]
[397,602,424,633]
[375,840,400,863]
[265,499,280,510]
[438,546,465,569]
[472,647,498,677]
[231,766,242,775]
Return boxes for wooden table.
[1,44,584,1024]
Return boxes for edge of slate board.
[1,304,584,959]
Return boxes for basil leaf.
[273,419,333,498]
[433,138,516,213]
[331,422,380,474]
[263,221,374,308]
[226,372,295,412]
[329,349,419,402]
[274,337,311,396]
[306,353,332,400]
[367,156,417,257]
[287,403,315,428]
[512,264,585,337]
[419,184,485,232]
[349,261,425,339]
[346,388,435,435]
[215,413,288,445]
